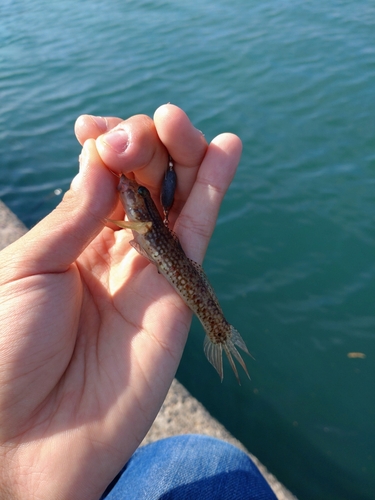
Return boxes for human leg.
[101,434,277,500]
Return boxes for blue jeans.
[101,434,277,499]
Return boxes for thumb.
[3,139,118,278]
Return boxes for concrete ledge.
[0,200,297,500]
[0,200,28,250]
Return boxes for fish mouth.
[117,174,136,193]
[117,174,138,203]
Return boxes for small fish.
[109,174,250,383]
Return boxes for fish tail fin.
[203,326,252,385]
[204,335,223,381]
[225,326,251,384]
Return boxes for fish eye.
[138,186,148,197]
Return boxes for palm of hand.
[15,225,190,419]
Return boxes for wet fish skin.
[112,174,250,383]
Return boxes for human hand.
[0,104,242,499]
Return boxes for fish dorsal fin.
[167,227,183,246]
[188,258,223,313]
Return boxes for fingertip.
[154,104,193,134]
[154,103,179,121]
[211,133,243,163]
[74,115,123,145]
[74,115,105,145]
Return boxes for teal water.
[1,1,374,498]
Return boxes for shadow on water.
[218,392,371,500]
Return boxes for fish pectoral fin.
[105,218,152,235]
[129,240,157,266]
[167,227,184,249]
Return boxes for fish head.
[117,174,152,222]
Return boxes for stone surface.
[0,200,27,251]
[0,199,297,500]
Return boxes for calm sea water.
[1,1,374,498]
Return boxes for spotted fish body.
[113,175,250,383]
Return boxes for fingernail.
[91,115,108,132]
[102,129,129,154]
